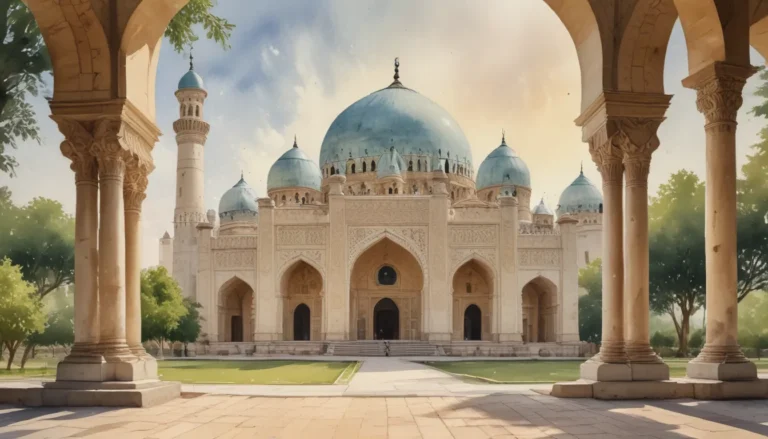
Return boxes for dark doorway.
[231,316,243,342]
[294,304,310,341]
[464,305,482,341]
[374,298,399,340]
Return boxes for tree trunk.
[20,344,34,369]
[5,341,20,370]
[158,338,164,360]
[679,312,690,357]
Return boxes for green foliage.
[0,1,232,176]
[688,328,705,350]
[141,267,187,358]
[165,0,234,53]
[577,258,602,343]
[0,193,74,298]
[0,258,44,369]
[169,299,203,350]
[650,331,676,350]
[649,171,706,357]
[738,292,768,359]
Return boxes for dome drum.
[218,177,259,225]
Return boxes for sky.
[1,0,766,268]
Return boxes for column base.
[39,379,180,407]
[323,332,349,341]
[426,332,452,342]
[56,355,157,382]
[580,359,632,382]
[253,332,281,341]
[687,360,757,381]
[493,333,523,343]
[557,333,580,343]
[630,362,670,381]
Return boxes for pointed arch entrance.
[451,259,493,341]
[522,276,557,343]
[218,277,254,342]
[293,304,311,341]
[373,298,399,340]
[280,260,323,340]
[349,237,424,340]
[464,305,482,341]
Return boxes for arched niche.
[280,260,323,341]
[451,258,493,341]
[349,238,423,340]
[218,276,254,342]
[521,276,558,343]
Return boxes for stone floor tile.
[449,426,492,439]
[212,416,250,425]
[17,427,84,438]
[177,422,237,439]
[387,424,422,438]
[146,421,200,439]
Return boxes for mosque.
[159,59,603,356]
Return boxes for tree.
[0,258,44,369]
[141,266,187,359]
[578,258,602,343]
[738,292,768,359]
[649,171,707,357]
[0,196,74,298]
[169,299,203,357]
[650,331,676,350]
[1,0,233,176]
[22,286,73,368]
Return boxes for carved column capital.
[124,157,149,213]
[587,127,624,184]
[615,117,662,187]
[56,119,98,184]
[682,62,757,126]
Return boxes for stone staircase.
[329,341,438,357]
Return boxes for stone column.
[684,62,758,381]
[498,195,521,341]
[620,122,669,381]
[57,122,103,369]
[325,175,348,340]
[580,131,631,381]
[427,171,451,341]
[255,198,279,341]
[556,215,579,342]
[123,164,150,358]
[95,145,133,362]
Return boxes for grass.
[425,359,768,384]
[157,360,358,385]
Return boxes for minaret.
[172,53,210,299]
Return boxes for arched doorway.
[293,304,310,341]
[281,260,323,341]
[464,305,481,341]
[521,276,557,343]
[373,298,399,340]
[218,277,254,342]
[451,259,493,341]
[349,237,424,340]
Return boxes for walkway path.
[181,357,553,397]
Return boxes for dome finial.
[580,161,583,175]
[501,129,506,146]
[240,170,244,180]
[394,57,400,82]
[189,47,194,71]
[293,135,298,148]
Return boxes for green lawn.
[157,360,358,385]
[425,359,768,384]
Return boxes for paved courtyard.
[2,358,768,438]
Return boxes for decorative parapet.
[519,222,560,235]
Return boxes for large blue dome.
[267,140,322,191]
[476,137,531,190]
[556,170,603,216]
[178,69,205,90]
[219,176,258,221]
[319,83,473,169]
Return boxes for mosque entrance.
[231,316,243,342]
[374,298,399,340]
[463,305,482,341]
[293,304,310,341]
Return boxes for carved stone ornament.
[449,248,497,277]
[449,225,497,246]
[695,75,747,125]
[212,236,258,250]
[347,227,428,270]
[276,226,327,246]
[345,199,429,224]
[214,250,256,269]
[56,119,98,182]
[276,249,325,277]
[519,249,561,267]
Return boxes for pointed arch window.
[362,161,367,172]
[195,106,200,117]
[352,163,356,173]
[408,160,413,171]
[371,160,376,172]
[417,160,421,171]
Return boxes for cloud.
[1,0,765,270]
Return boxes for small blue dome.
[476,136,531,190]
[377,146,406,179]
[267,140,322,191]
[178,69,205,90]
[557,169,603,216]
[320,83,473,169]
[218,176,258,221]
[532,198,554,215]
